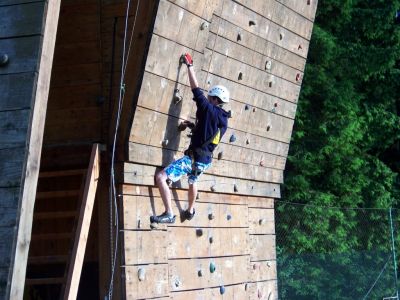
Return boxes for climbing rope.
[108,0,140,298]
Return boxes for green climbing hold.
[210,262,216,273]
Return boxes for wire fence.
[275,201,400,300]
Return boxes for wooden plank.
[64,144,100,300]
[247,197,274,209]
[0,2,46,38]
[0,207,17,227]
[121,185,250,205]
[123,163,281,198]
[249,260,277,282]
[0,110,30,150]
[50,63,101,87]
[128,143,284,183]
[123,230,167,265]
[122,195,249,230]
[124,264,169,299]
[53,41,101,67]
[168,0,223,22]
[169,255,250,291]
[0,187,19,209]
[277,0,319,21]
[0,36,41,75]
[0,227,15,267]
[171,283,248,299]
[249,208,275,234]
[0,147,25,188]
[168,227,249,259]
[9,1,61,299]
[48,84,101,110]
[0,73,36,111]
[247,280,278,300]
[250,235,276,261]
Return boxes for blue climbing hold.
[210,262,216,273]
[220,285,226,295]
[229,134,236,143]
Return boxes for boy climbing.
[150,53,231,224]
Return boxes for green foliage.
[279,0,400,298]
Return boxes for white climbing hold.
[138,268,146,281]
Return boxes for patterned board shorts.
[164,155,211,185]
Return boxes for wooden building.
[0,0,317,299]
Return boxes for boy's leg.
[188,182,198,214]
[155,170,173,214]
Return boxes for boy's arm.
[183,53,199,89]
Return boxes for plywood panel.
[0,147,24,187]
[249,208,275,234]
[168,227,249,258]
[0,2,46,38]
[247,280,278,300]
[249,260,277,282]
[0,110,30,149]
[128,142,284,183]
[169,255,249,291]
[250,235,276,261]
[0,73,36,111]
[125,264,169,299]
[124,230,167,265]
[122,195,248,230]
[171,283,248,300]
[123,163,281,198]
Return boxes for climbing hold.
[217,151,223,160]
[258,289,262,299]
[196,193,200,200]
[279,33,284,40]
[249,20,256,26]
[245,104,250,110]
[174,89,183,104]
[179,54,185,64]
[298,44,303,50]
[210,185,216,192]
[253,107,257,112]
[260,160,264,167]
[138,268,146,281]
[253,263,257,270]
[137,219,141,228]
[227,214,232,221]
[198,270,203,277]
[0,54,9,67]
[274,102,278,107]
[307,0,311,5]
[267,261,271,267]
[245,283,248,291]
[267,125,271,131]
[174,277,181,288]
[238,72,243,80]
[220,285,226,295]
[209,262,216,273]
[234,184,239,192]
[246,138,250,145]
[265,60,272,70]
[208,213,215,220]
[196,228,203,237]
[237,33,242,42]
[162,139,169,147]
[209,236,214,244]
[296,73,301,81]
[259,218,266,225]
[200,22,209,30]
[229,134,236,143]
[269,81,273,88]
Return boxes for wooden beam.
[63,144,100,300]
[8,1,61,299]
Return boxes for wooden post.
[64,144,100,300]
[8,1,61,299]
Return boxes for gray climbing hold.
[237,33,242,41]
[229,134,236,143]
[267,125,271,131]
[220,285,226,295]
[209,236,214,244]
[138,268,146,281]
[175,278,181,288]
[174,89,183,104]
[196,193,200,200]
[234,184,239,192]
[259,218,266,225]
[238,72,243,80]
[253,107,257,112]
[198,270,203,277]
[265,60,272,70]
[0,54,9,66]
[200,22,209,30]
[245,283,248,291]
[245,104,250,110]
[217,151,223,160]
[208,213,215,220]
[162,139,169,147]
[249,20,256,26]
[227,214,232,221]
[246,139,250,145]
[209,262,216,273]
[137,219,141,228]
[210,185,216,192]
[196,228,203,237]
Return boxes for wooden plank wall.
[0,0,60,299]
[121,0,317,299]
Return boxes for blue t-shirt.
[188,88,230,164]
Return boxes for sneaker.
[183,209,195,221]
[150,212,176,224]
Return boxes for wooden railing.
[63,143,100,300]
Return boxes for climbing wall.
[121,0,317,298]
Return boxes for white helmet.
[208,85,229,103]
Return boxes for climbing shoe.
[150,212,176,224]
[183,209,195,221]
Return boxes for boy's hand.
[178,120,195,131]
[183,53,193,66]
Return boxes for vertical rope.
[389,208,399,299]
